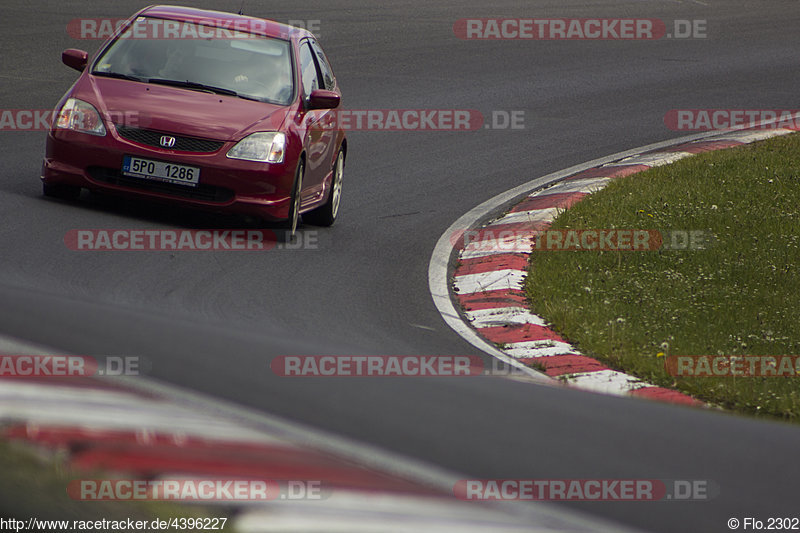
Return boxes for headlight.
[54,98,106,136]
[227,132,285,163]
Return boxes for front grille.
[88,167,234,203]
[115,125,225,153]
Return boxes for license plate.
[122,156,200,187]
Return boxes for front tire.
[305,149,344,227]
[285,159,304,237]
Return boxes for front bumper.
[42,126,296,220]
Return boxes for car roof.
[138,5,314,41]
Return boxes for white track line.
[488,207,560,227]
[560,369,653,396]
[605,151,692,167]
[710,128,794,143]
[453,269,526,294]
[461,234,535,259]
[538,177,611,195]
[464,307,546,328]
[504,340,579,359]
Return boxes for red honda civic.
[42,5,346,234]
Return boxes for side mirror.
[307,89,340,110]
[62,49,88,72]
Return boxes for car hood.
[73,76,290,141]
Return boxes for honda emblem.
[160,135,176,148]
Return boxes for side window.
[299,42,319,98]
[309,39,334,90]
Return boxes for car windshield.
[92,17,294,106]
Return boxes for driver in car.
[232,54,292,102]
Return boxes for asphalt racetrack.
[2,2,799,532]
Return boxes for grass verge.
[525,133,800,420]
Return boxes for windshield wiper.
[236,94,264,102]
[92,71,146,82]
[148,78,239,97]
